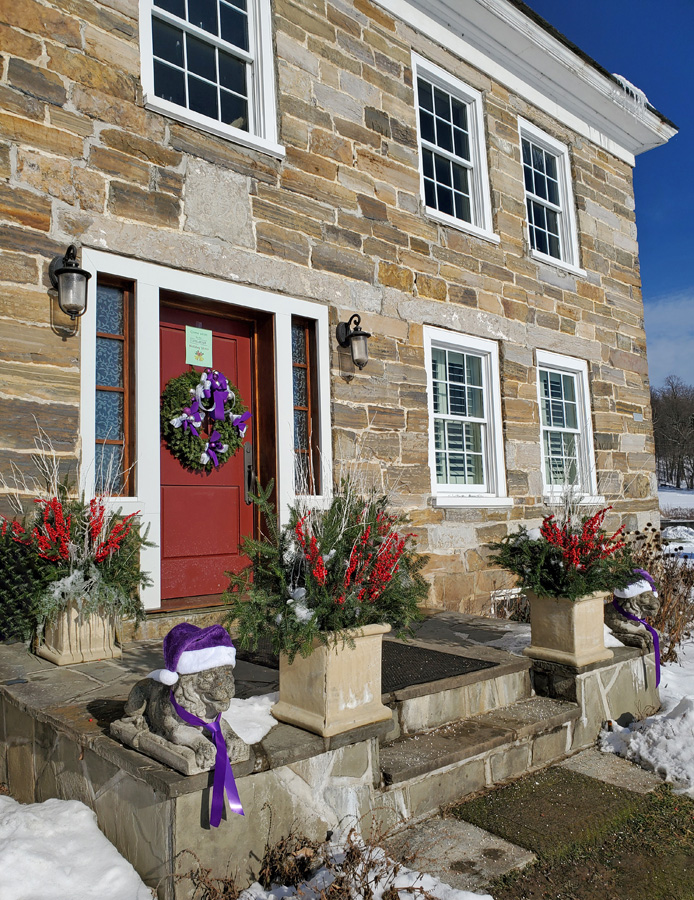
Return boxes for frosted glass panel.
[96,338,123,388]
[95,391,124,440]
[96,285,124,335]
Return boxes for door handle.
[244,442,256,505]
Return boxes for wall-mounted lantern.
[49,244,91,319]
[336,314,371,370]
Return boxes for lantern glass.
[350,333,369,369]
[58,270,88,318]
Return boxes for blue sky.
[522,0,693,389]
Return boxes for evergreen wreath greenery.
[224,480,429,663]
[160,370,247,473]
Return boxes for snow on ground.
[223,691,278,744]
[659,486,694,512]
[0,796,154,900]
[601,638,694,794]
[240,843,493,900]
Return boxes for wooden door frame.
[159,290,278,540]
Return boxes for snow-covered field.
[659,486,694,512]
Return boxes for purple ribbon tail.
[207,447,219,467]
[612,598,661,687]
[169,692,244,826]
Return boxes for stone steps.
[375,695,581,824]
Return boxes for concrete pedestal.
[524,592,613,668]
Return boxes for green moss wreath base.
[160,370,248,473]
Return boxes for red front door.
[160,303,255,604]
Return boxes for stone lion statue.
[605,578,660,651]
[111,623,249,775]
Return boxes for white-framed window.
[139,0,283,158]
[519,119,582,273]
[424,326,508,506]
[536,350,598,498]
[412,54,497,243]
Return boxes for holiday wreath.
[160,369,251,473]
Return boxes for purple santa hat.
[148,623,236,686]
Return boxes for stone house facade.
[0,0,676,613]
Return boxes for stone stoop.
[375,696,580,825]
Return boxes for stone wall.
[0,0,658,611]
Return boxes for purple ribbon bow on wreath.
[201,430,228,468]
[197,369,232,421]
[612,567,661,687]
[232,411,251,437]
[169,692,244,827]
[171,398,203,437]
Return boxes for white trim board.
[80,249,332,610]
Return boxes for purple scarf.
[612,568,661,687]
[170,691,244,826]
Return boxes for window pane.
[464,422,482,454]
[565,401,578,430]
[154,60,186,106]
[436,120,453,153]
[434,154,451,187]
[417,78,433,111]
[446,421,464,452]
[291,323,307,363]
[432,379,447,415]
[447,351,465,383]
[450,97,467,130]
[96,285,124,335]
[532,144,544,173]
[545,153,558,180]
[451,163,469,195]
[188,74,218,119]
[154,0,184,17]
[187,33,216,81]
[153,19,184,67]
[434,418,445,451]
[95,391,124,440]
[436,184,453,216]
[431,348,446,380]
[96,338,123,388]
[562,374,576,402]
[449,383,466,416]
[424,179,436,208]
[220,92,248,130]
[293,366,308,408]
[219,51,246,95]
[466,354,482,386]
[454,193,471,222]
[294,409,308,451]
[95,444,124,495]
[467,386,484,418]
[188,0,218,34]
[419,110,435,144]
[433,87,449,120]
[453,128,470,160]
[220,1,249,51]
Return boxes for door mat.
[235,639,497,693]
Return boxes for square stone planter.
[271,623,392,737]
[36,603,122,665]
[524,591,613,668]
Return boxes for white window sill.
[143,95,286,160]
[433,495,514,508]
[531,250,586,279]
[425,207,500,245]
[542,493,605,507]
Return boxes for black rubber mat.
[381,641,497,693]
[236,638,497,693]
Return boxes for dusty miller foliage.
[224,480,429,662]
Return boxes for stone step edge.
[381,655,530,705]
[380,697,580,786]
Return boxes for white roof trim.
[377,0,676,165]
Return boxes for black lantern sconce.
[49,244,91,319]
[336,314,371,370]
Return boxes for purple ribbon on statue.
[612,567,660,686]
[232,411,251,437]
[169,691,244,827]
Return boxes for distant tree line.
[651,376,694,488]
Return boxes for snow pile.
[661,526,694,543]
[658,486,694,510]
[0,796,154,900]
[601,638,694,794]
[240,843,493,900]
[222,691,278,744]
